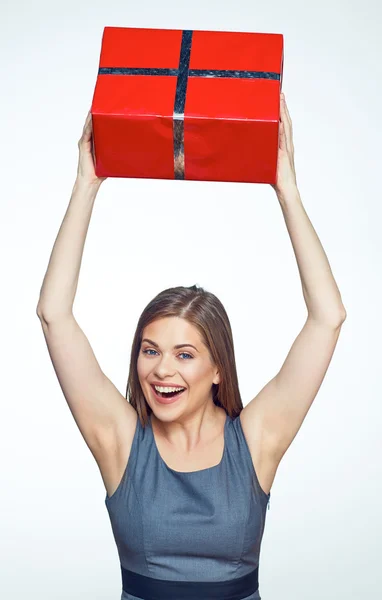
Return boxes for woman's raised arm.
[37,111,105,320]
[36,113,137,499]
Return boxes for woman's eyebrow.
[141,338,199,352]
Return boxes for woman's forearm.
[36,178,101,321]
[277,186,347,326]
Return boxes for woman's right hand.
[76,110,107,187]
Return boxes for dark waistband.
[121,565,259,600]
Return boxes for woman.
[36,93,346,599]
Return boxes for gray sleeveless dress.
[105,412,271,600]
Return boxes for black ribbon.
[99,30,281,179]
[121,565,259,600]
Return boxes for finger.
[279,107,289,153]
[80,111,93,144]
[282,96,293,138]
[279,121,287,152]
[84,109,91,123]
[280,96,294,153]
[83,111,92,133]
[280,95,292,133]
[284,104,293,138]
[280,93,291,123]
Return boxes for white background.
[2,0,381,598]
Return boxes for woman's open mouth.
[150,384,186,405]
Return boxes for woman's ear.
[213,371,220,385]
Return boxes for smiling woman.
[36,96,346,600]
[128,285,241,427]
[102,284,270,600]
[137,311,223,416]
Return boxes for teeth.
[154,385,185,393]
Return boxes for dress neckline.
[150,413,229,475]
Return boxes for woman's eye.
[142,349,193,360]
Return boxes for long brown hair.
[126,284,244,427]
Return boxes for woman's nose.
[154,355,176,378]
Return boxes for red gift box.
[91,26,284,184]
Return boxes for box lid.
[92,26,283,121]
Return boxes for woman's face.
[137,316,220,417]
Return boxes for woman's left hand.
[271,93,298,200]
